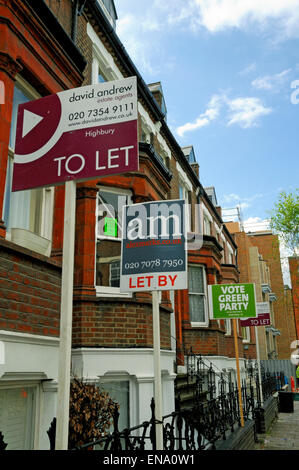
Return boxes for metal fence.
[261,359,296,387]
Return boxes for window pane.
[98,191,127,239]
[101,381,129,430]
[96,240,121,287]
[96,191,129,288]
[189,294,205,323]
[0,387,35,450]
[188,266,204,293]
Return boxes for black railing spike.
[113,403,120,434]
[0,432,7,451]
[47,417,56,451]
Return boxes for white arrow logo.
[22,109,44,138]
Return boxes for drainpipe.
[71,0,79,43]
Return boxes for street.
[255,399,299,450]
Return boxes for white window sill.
[95,287,132,299]
[8,228,51,257]
[190,321,209,328]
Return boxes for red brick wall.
[0,240,61,336]
[182,327,244,357]
[72,300,171,349]
[233,232,252,284]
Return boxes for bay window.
[3,77,53,254]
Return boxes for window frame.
[242,326,250,343]
[0,381,40,450]
[225,319,232,335]
[188,264,209,327]
[99,373,137,429]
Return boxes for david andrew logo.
[0,80,4,104]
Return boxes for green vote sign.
[208,283,257,319]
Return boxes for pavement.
[255,397,299,451]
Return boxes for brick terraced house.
[248,231,297,359]
[226,222,278,360]
[0,0,255,449]
[227,224,297,360]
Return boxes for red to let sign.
[12,77,138,191]
[240,301,271,327]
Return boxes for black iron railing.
[0,356,286,451]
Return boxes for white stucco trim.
[176,161,193,192]
[87,22,123,81]
[0,330,59,347]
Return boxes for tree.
[270,189,299,255]
[68,376,118,449]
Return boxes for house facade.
[248,231,297,360]
[0,0,253,449]
[226,222,278,360]
[226,224,297,361]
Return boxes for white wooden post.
[152,290,164,450]
[55,180,76,450]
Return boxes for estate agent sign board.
[208,283,257,320]
[240,301,271,327]
[120,199,187,292]
[12,77,138,191]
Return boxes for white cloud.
[176,94,222,137]
[252,69,292,91]
[147,0,299,35]
[145,0,299,39]
[239,63,257,76]
[226,97,272,128]
[115,1,299,78]
[193,0,299,38]
[176,94,272,136]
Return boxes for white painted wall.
[71,348,176,425]
[0,330,59,450]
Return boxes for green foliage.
[68,377,118,449]
[270,189,299,254]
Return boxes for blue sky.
[114,0,299,234]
